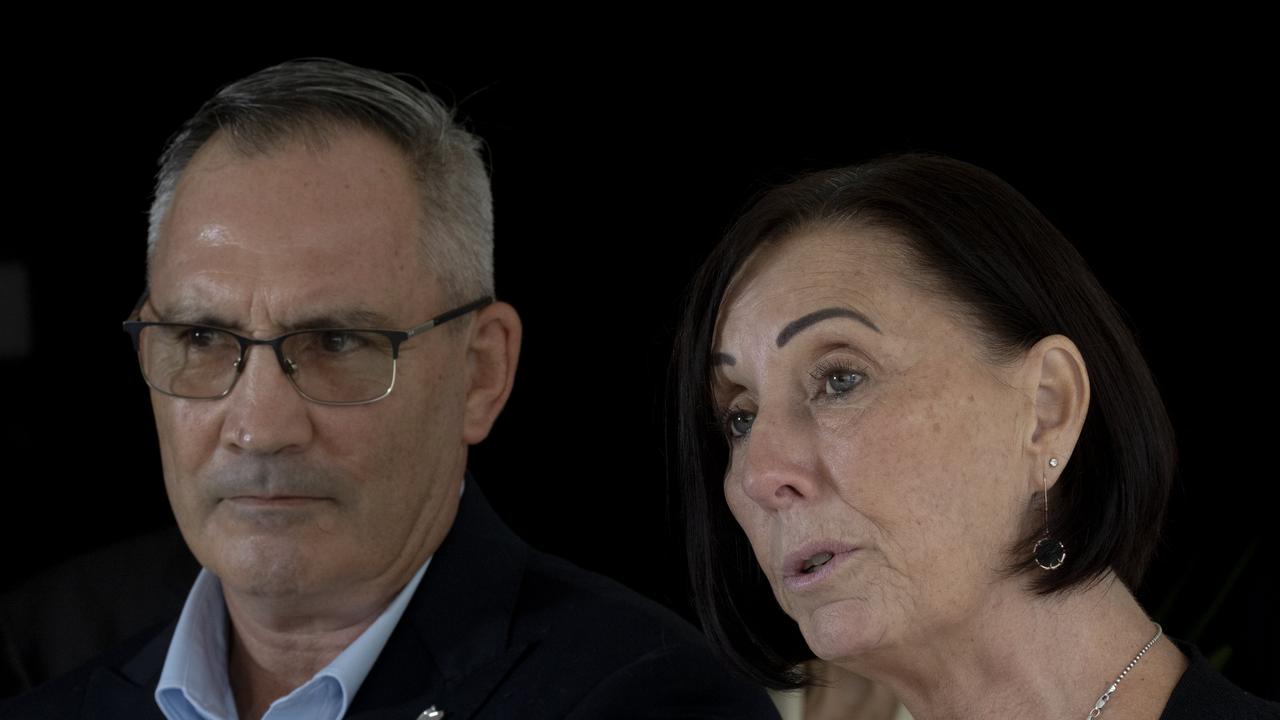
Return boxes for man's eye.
[320,331,360,353]
[186,328,224,349]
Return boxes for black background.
[2,46,1274,699]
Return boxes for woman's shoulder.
[1159,638,1279,720]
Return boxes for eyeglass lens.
[137,325,396,403]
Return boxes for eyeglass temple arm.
[124,291,493,337]
[404,296,494,339]
[125,290,151,323]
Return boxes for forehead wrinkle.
[710,271,781,375]
[286,308,399,331]
[154,285,397,332]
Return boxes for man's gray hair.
[147,58,494,303]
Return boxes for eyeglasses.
[122,295,494,406]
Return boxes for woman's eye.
[825,370,863,395]
[725,410,755,439]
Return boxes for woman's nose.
[737,409,819,510]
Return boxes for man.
[2,59,778,719]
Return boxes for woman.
[669,154,1277,719]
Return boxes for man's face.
[147,129,470,609]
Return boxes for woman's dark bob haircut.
[668,153,1177,689]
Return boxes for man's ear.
[1023,334,1090,489]
[461,301,522,445]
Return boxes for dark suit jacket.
[2,482,779,719]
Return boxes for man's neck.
[224,589,389,720]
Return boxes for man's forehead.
[148,127,442,326]
[161,130,423,244]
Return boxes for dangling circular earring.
[1034,456,1066,570]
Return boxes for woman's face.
[712,226,1039,663]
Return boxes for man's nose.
[737,408,820,511]
[220,343,315,454]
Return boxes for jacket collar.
[347,477,535,718]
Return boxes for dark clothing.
[1,527,197,698]
[2,482,779,719]
[1160,639,1279,719]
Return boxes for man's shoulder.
[440,481,716,664]
[1,526,194,696]
[1,527,191,719]
[0,621,171,720]
[493,549,779,718]
[516,548,704,648]
[391,480,779,718]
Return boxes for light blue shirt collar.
[155,558,431,720]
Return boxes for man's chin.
[199,527,331,601]
[223,552,331,603]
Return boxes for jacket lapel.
[347,480,540,720]
[79,623,173,719]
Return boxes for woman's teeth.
[802,551,834,573]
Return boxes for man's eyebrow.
[287,309,398,330]
[776,307,881,348]
[155,300,397,331]
[151,300,239,329]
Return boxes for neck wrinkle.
[830,572,1178,719]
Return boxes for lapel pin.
[417,706,444,719]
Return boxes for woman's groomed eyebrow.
[776,307,881,347]
[711,306,881,367]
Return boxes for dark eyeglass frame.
[122,293,495,406]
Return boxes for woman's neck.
[833,573,1188,720]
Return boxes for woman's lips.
[782,544,858,592]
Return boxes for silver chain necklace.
[1087,622,1163,718]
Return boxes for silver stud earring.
[1034,457,1066,570]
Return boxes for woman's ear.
[460,301,522,445]
[1023,334,1090,488]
